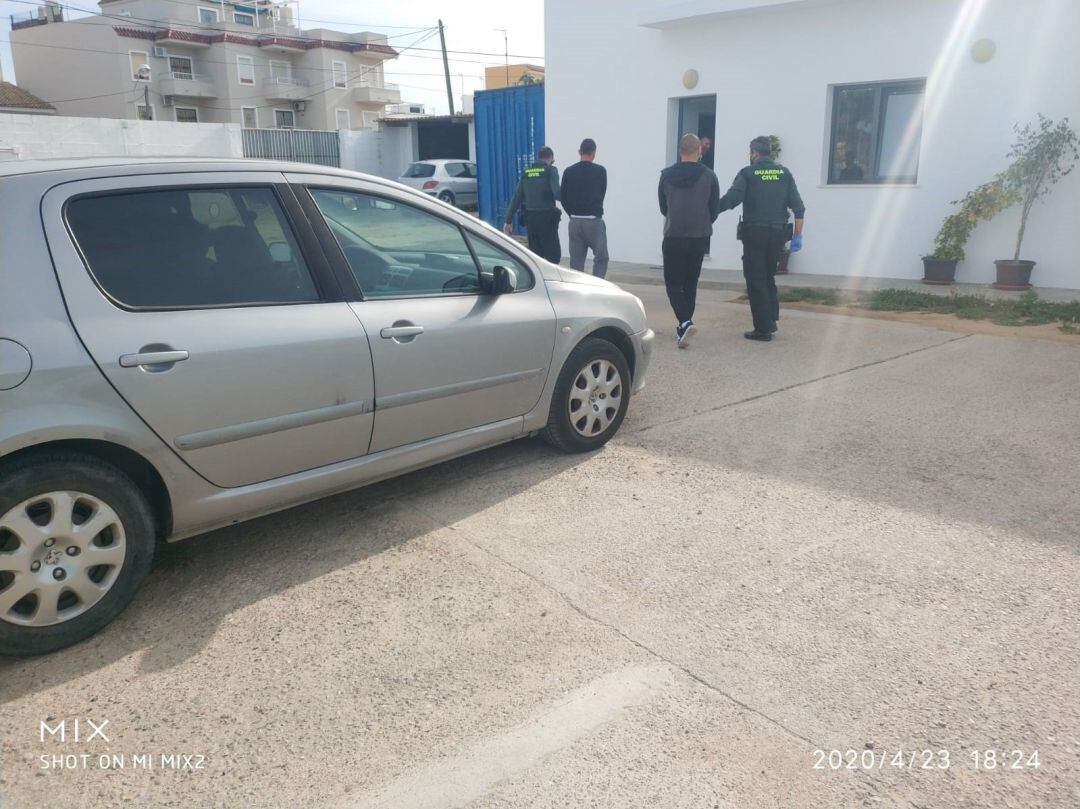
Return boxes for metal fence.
[241,128,340,168]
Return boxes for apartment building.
[9,0,401,130]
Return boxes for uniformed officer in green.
[503,146,562,263]
[718,136,806,341]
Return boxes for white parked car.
[398,159,478,208]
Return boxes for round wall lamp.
[971,38,996,63]
[682,69,699,90]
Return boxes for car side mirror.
[490,265,514,295]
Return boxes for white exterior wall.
[545,0,1080,289]
[0,114,243,161]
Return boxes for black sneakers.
[744,330,772,341]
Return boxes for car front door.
[43,173,376,488]
[290,176,557,454]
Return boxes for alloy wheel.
[0,491,126,626]
[567,359,623,438]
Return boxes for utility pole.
[438,19,455,116]
[495,28,509,87]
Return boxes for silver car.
[0,158,653,656]
[397,159,478,208]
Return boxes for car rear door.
[42,172,376,488]
[286,173,557,454]
[461,163,479,206]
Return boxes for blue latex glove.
[790,234,803,253]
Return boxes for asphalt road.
[2,283,1078,809]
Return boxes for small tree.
[931,178,1017,261]
[1001,116,1079,260]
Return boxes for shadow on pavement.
[0,439,590,703]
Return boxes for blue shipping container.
[474,84,545,234]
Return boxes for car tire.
[0,453,156,657]
[438,190,456,206]
[542,337,632,454]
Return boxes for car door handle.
[380,325,424,339]
[119,350,190,368]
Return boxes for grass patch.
[777,287,842,305]
[862,289,953,313]
[779,286,1080,332]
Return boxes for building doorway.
[675,95,716,169]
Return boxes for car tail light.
[422,180,438,190]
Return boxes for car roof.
[408,158,472,165]
[0,156,394,182]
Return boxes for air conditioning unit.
[161,95,174,107]
[152,46,168,58]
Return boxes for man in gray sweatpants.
[559,138,609,278]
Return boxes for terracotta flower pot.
[993,259,1035,291]
[922,257,958,285]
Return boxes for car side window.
[465,163,478,178]
[66,187,318,309]
[309,189,481,298]
[466,233,534,292]
[444,162,465,178]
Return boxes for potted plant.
[922,179,1015,284]
[770,135,793,274]
[993,116,1079,290]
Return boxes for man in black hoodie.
[658,133,721,348]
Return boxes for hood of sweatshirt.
[662,161,709,188]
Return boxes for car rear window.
[65,187,319,309]
[402,163,436,178]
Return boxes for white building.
[545,0,1080,289]
[9,0,401,131]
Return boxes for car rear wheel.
[438,190,456,205]
[0,454,156,657]
[542,337,632,453]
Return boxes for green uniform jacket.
[505,162,561,224]
[717,159,806,226]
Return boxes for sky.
[0,0,545,114]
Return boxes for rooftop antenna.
[494,28,508,87]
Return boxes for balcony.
[155,29,212,48]
[158,72,218,99]
[263,76,311,102]
[257,35,308,54]
[352,83,401,105]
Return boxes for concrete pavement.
[2,284,1077,809]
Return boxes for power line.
[3,0,545,60]
[3,0,442,32]
[0,34,486,78]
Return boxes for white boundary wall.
[0,114,244,161]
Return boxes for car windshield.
[401,163,436,178]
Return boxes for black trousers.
[741,225,786,333]
[662,236,708,325]
[524,209,562,264]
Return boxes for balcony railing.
[10,7,63,31]
[352,83,401,105]
[158,72,218,99]
[263,76,311,102]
